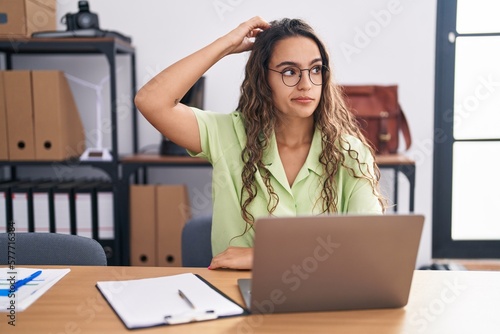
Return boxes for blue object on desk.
[0,270,42,296]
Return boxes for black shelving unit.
[0,37,137,265]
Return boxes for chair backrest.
[0,233,107,266]
[181,215,212,267]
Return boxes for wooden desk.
[2,266,499,333]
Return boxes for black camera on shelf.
[64,1,100,30]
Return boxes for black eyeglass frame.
[268,64,328,87]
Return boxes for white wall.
[54,0,437,266]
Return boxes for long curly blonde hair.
[237,18,387,226]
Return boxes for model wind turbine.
[65,72,119,161]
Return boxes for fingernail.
[207,266,212,270]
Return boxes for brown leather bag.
[341,85,411,155]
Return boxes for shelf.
[0,37,138,158]
[0,37,137,266]
[0,37,134,55]
[121,154,209,165]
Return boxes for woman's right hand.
[221,16,270,55]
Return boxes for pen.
[0,270,42,296]
[178,289,196,309]
[15,270,42,290]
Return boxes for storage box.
[129,185,157,266]
[0,72,8,160]
[0,0,56,38]
[156,185,191,267]
[2,70,86,161]
[4,70,35,160]
[129,184,192,267]
[32,70,86,160]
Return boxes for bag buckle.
[379,133,391,142]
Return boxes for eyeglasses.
[268,64,326,87]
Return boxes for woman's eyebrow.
[275,58,323,68]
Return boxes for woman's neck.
[274,117,314,148]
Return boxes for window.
[434,0,500,257]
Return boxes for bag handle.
[399,104,412,150]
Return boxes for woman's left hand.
[209,246,254,270]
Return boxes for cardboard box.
[0,72,8,160]
[4,70,35,160]
[156,185,191,267]
[0,0,56,38]
[32,70,86,160]
[129,185,157,266]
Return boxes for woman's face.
[267,36,323,121]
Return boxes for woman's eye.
[311,65,322,74]
[283,68,298,76]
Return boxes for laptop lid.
[241,214,424,314]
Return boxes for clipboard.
[96,273,249,328]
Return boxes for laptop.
[238,214,424,314]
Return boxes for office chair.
[181,215,212,267]
[0,232,107,266]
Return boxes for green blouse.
[189,108,382,256]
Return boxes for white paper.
[0,267,71,311]
[96,273,245,328]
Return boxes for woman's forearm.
[135,36,233,114]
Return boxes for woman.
[135,17,386,270]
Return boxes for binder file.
[156,185,191,267]
[0,72,9,160]
[32,71,86,160]
[74,181,115,265]
[0,183,6,232]
[130,185,157,266]
[74,182,100,239]
[129,185,191,267]
[96,182,114,264]
[77,181,115,265]
[0,180,24,232]
[96,183,114,240]
[52,181,80,235]
[32,181,58,233]
[11,182,35,233]
[1,180,45,232]
[3,71,36,160]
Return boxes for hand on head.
[223,16,271,55]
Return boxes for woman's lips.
[292,97,314,103]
